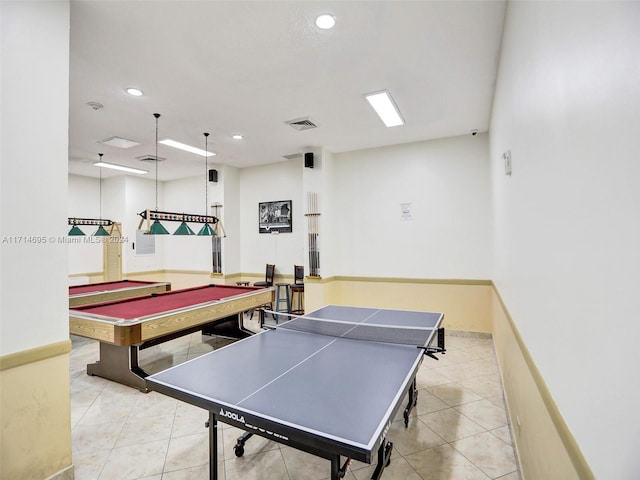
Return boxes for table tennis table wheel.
[234,432,253,457]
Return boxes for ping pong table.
[146,305,445,480]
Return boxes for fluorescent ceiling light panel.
[100,136,141,149]
[159,138,216,157]
[364,90,404,127]
[94,161,148,174]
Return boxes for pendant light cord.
[154,113,161,211]
[98,153,103,220]
[204,132,209,217]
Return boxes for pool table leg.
[87,342,149,392]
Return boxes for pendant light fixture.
[93,153,111,236]
[197,132,215,236]
[149,113,169,235]
[173,214,195,235]
[68,221,85,236]
[69,154,114,235]
[137,121,222,236]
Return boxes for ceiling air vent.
[136,154,166,163]
[283,153,302,160]
[285,117,318,131]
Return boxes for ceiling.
[68,1,506,180]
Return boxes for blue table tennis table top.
[146,305,444,464]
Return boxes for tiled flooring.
[70,315,521,480]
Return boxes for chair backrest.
[293,265,304,284]
[265,264,275,286]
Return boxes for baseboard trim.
[0,339,71,371]
[446,329,493,339]
[326,276,492,285]
[44,465,74,480]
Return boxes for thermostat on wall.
[503,150,512,176]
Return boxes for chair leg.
[249,304,273,327]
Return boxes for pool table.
[69,284,274,391]
[69,279,171,307]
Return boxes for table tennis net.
[274,313,437,348]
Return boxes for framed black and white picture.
[259,200,292,233]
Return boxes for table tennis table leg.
[370,439,393,480]
[403,378,418,427]
[208,412,218,480]
[330,456,340,480]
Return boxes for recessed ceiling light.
[126,87,144,96]
[159,138,216,157]
[100,136,141,149]
[94,161,147,174]
[315,14,336,29]
[232,134,244,140]
[364,90,405,127]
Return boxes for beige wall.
[306,277,493,333]
[0,343,73,480]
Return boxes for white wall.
[331,135,492,279]
[124,175,165,273]
[220,165,241,274]
[1,1,70,353]
[489,2,640,477]
[163,175,215,271]
[68,175,103,274]
[239,160,304,277]
[68,136,492,284]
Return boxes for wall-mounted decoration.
[259,200,292,233]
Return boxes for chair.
[290,265,304,315]
[254,264,275,288]
[252,264,275,325]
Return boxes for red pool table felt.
[71,284,262,320]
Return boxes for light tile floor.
[70,314,521,480]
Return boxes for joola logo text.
[219,408,245,423]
